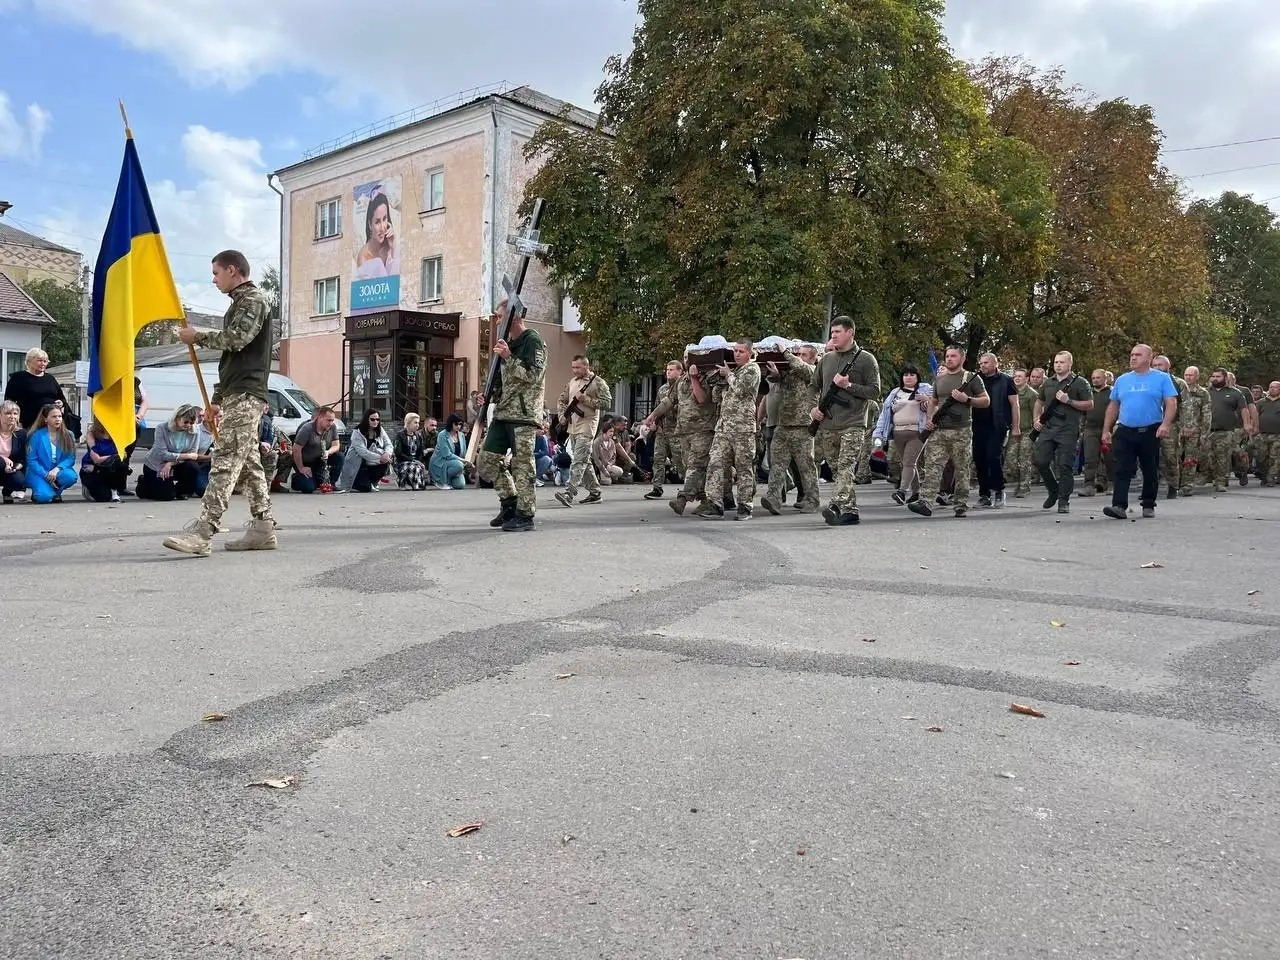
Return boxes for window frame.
[419,256,444,304]
[314,198,342,240]
[424,168,445,212]
[313,276,340,316]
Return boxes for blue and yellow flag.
[89,135,183,453]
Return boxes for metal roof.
[0,270,54,326]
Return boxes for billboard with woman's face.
[351,177,402,310]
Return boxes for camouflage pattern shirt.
[712,361,761,437]
[774,352,818,428]
[674,374,718,435]
[654,381,676,432]
[1169,375,1189,424]
[1183,385,1211,434]
[194,281,272,404]
[492,328,547,425]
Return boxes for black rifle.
[919,372,975,443]
[1029,373,1077,442]
[555,374,597,444]
[808,348,864,436]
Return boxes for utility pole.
[79,263,92,428]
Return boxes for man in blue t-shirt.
[1101,343,1178,519]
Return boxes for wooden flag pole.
[119,100,218,440]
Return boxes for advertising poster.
[374,351,392,397]
[352,354,370,399]
[351,176,402,310]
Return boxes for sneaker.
[936,492,953,506]
[795,502,819,514]
[891,490,907,505]
[1057,502,1069,514]
[694,500,724,519]
[643,486,664,500]
[1042,493,1058,509]
[1142,506,1155,519]
[734,505,753,521]
[81,486,93,501]
[993,491,1006,508]
[535,479,545,488]
[1014,489,1029,499]
[10,490,26,503]
[839,509,861,525]
[908,499,933,517]
[554,490,574,508]
[162,518,216,557]
[110,491,121,503]
[1102,505,1127,520]
[224,518,279,552]
[954,504,968,518]
[502,512,536,532]
[669,494,688,516]
[760,496,781,515]
[978,495,992,508]
[581,492,602,505]
[822,503,843,526]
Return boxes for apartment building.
[273,85,595,425]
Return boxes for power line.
[1166,135,1280,154]
[1182,161,1280,180]
[3,215,279,263]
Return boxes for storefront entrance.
[342,309,466,426]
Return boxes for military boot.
[224,518,279,552]
[502,511,536,532]
[643,485,664,500]
[760,495,781,515]
[670,493,689,515]
[694,499,725,519]
[490,497,518,527]
[162,519,217,557]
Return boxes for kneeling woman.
[429,414,468,489]
[336,410,394,492]
[393,413,431,490]
[137,404,209,501]
[80,421,129,502]
[26,403,78,502]
[0,400,28,503]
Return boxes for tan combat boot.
[224,518,279,552]
[162,519,217,557]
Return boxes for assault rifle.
[919,371,975,443]
[808,348,864,436]
[1029,373,1077,442]
[554,374,597,445]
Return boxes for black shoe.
[734,505,753,521]
[954,504,968,518]
[839,510,860,525]
[554,491,574,508]
[581,492,602,505]
[936,493,953,506]
[643,486,664,500]
[891,490,907,505]
[978,495,992,508]
[822,504,842,526]
[908,499,933,517]
[694,500,724,519]
[1103,505,1127,520]
[1142,506,1155,519]
[1166,486,1178,499]
[502,512,535,532]
[1057,502,1069,514]
[490,497,517,527]
[761,496,781,515]
[1239,475,1250,487]
[1042,493,1058,509]
[724,494,737,511]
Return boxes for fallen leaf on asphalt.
[796,848,806,856]
[39,530,55,535]
[554,672,576,680]
[1010,703,1047,718]
[1049,620,1066,628]
[1139,562,1164,569]
[446,821,484,838]
[96,614,112,619]
[861,637,877,643]
[1063,660,1082,667]
[900,715,918,720]
[918,564,928,570]
[202,713,228,722]
[561,834,576,845]
[997,771,1017,779]
[1247,589,1260,596]
[245,776,299,789]
[631,587,641,593]
[999,547,1008,553]
[925,726,945,733]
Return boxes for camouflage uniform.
[163,280,275,557]
[480,328,547,521]
[1255,395,1280,484]
[650,380,684,480]
[854,399,881,483]
[764,352,819,511]
[1159,375,1189,492]
[1080,385,1111,495]
[1233,386,1254,481]
[655,372,719,509]
[916,370,986,514]
[703,361,761,512]
[1178,384,1211,495]
[812,344,881,517]
[1207,385,1246,491]
[1003,385,1038,496]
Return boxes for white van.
[138,364,345,440]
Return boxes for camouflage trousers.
[1159,433,1183,489]
[918,427,972,509]
[652,429,683,480]
[679,430,715,500]
[1234,428,1251,478]
[1256,434,1280,483]
[706,429,757,506]
[853,430,877,482]
[480,421,537,515]
[1206,430,1235,488]
[197,393,273,526]
[1081,429,1111,491]
[766,425,819,507]
[1178,432,1204,494]
[1003,433,1035,494]
[818,425,866,510]
[565,434,600,496]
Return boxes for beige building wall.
[0,241,81,287]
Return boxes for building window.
[420,257,443,302]
[424,168,444,212]
[313,276,340,315]
[315,198,341,239]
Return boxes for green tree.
[524,0,985,380]
[22,277,82,365]
[1189,191,1280,380]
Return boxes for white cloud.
[36,125,278,316]
[0,91,50,160]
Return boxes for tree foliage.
[23,277,82,366]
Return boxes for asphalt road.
[2,478,1278,959]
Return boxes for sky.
[2,0,1279,314]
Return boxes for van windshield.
[285,389,319,415]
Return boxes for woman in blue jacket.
[429,414,467,489]
[26,403,78,503]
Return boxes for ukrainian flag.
[89,135,183,453]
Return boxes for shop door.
[429,358,468,422]
[399,345,430,423]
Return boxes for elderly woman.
[335,409,394,492]
[137,404,209,501]
[0,399,29,503]
[26,403,78,503]
[393,413,431,490]
[3,348,70,430]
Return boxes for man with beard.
[1206,368,1248,493]
[908,344,988,519]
